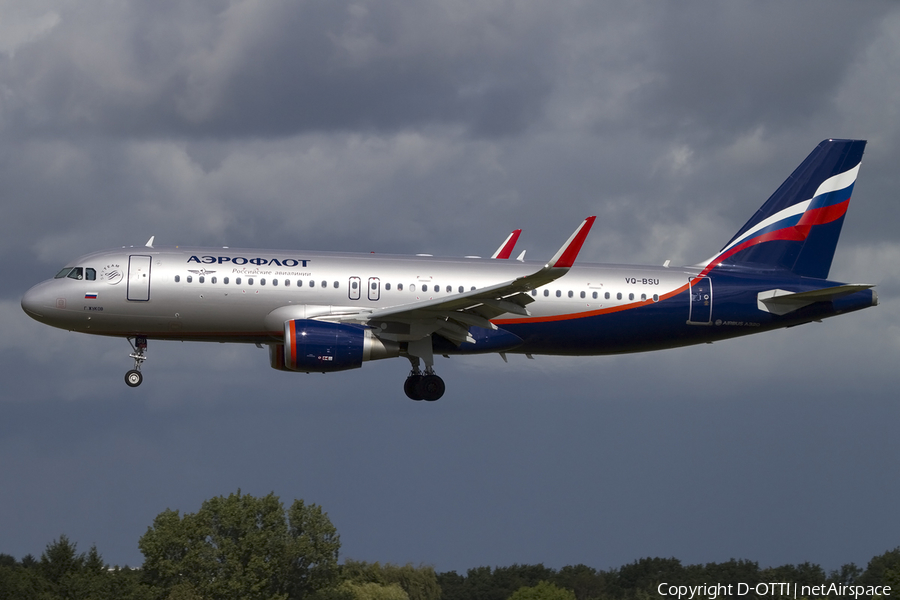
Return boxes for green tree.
[552,564,607,600]
[341,560,441,600]
[0,536,153,600]
[858,548,900,589]
[0,557,47,600]
[337,581,410,600]
[508,581,577,600]
[39,535,114,599]
[287,499,342,598]
[609,557,685,599]
[828,563,862,585]
[139,490,340,600]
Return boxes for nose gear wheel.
[125,336,148,387]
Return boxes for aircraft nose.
[21,281,55,322]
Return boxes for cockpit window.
[86,268,96,281]
[66,267,84,280]
[55,268,73,279]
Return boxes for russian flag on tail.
[702,139,866,279]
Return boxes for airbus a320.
[22,139,877,400]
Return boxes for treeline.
[438,556,900,600]
[1,491,898,600]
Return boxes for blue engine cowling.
[269,319,399,373]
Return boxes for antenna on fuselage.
[145,236,155,248]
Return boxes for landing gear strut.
[125,336,148,388]
[403,356,445,401]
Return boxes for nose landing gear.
[125,336,148,388]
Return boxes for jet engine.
[269,319,399,373]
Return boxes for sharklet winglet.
[545,216,596,269]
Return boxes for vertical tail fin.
[703,139,866,279]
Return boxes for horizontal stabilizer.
[757,284,874,316]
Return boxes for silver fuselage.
[22,246,690,348]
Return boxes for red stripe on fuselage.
[492,282,691,325]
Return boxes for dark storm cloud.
[631,2,892,144]
[2,1,556,139]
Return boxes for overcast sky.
[3,0,900,574]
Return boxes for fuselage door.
[688,276,712,324]
[349,276,361,301]
[127,255,152,301]
[367,277,380,301]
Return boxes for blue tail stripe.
[715,139,866,279]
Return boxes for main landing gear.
[125,335,148,387]
[403,356,445,401]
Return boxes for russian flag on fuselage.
[705,139,866,279]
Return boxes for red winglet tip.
[494,229,522,259]
[551,216,596,268]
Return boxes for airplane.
[21,139,877,401]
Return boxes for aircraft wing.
[329,217,595,344]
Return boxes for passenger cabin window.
[187,275,193,283]
[199,276,205,283]
[309,280,315,288]
[568,291,574,298]
[605,292,610,300]
[592,291,598,299]
[236,277,241,285]
[334,281,339,289]
[385,283,391,291]
[543,290,549,297]
[224,277,229,284]
[616,292,622,300]
[397,283,403,291]
[175,275,181,283]
[556,290,561,297]
[260,278,266,286]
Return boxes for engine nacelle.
[269,319,399,373]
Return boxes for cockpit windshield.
[54,267,96,280]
